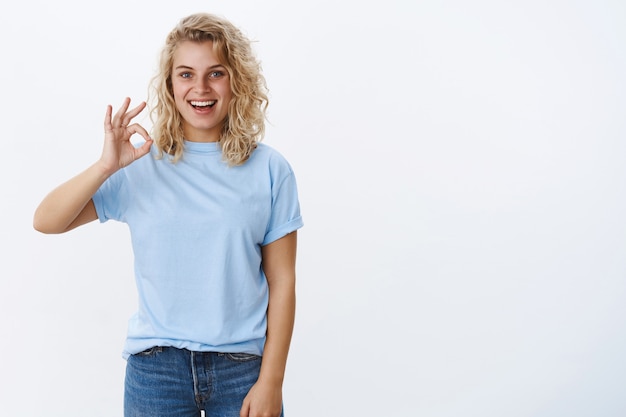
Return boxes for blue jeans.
[124,347,282,417]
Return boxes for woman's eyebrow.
[174,64,225,70]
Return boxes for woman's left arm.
[240,231,298,417]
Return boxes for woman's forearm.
[33,161,109,234]
[259,279,296,386]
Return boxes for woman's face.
[171,40,233,142]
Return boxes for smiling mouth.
[190,100,216,108]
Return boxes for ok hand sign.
[101,97,153,175]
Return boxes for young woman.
[33,13,303,417]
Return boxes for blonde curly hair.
[149,13,268,165]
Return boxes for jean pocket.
[135,346,163,357]
[223,352,261,362]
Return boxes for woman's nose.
[195,78,212,93]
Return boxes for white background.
[2,0,625,416]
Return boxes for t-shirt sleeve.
[262,159,304,246]
[92,170,127,223]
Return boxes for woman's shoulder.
[252,143,291,165]
[247,143,296,180]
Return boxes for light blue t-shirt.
[93,141,303,359]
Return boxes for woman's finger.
[104,104,113,132]
[134,137,154,159]
[119,100,146,128]
[126,123,152,143]
[113,97,131,127]
[126,101,147,120]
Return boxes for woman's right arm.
[33,98,153,234]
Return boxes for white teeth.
[190,100,215,107]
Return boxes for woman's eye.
[209,71,224,78]
[181,72,192,79]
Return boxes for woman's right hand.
[100,97,153,175]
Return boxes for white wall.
[2,0,626,415]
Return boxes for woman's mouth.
[190,100,216,109]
